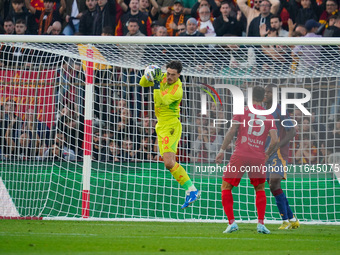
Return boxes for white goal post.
[0,35,339,223]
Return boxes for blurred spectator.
[260,27,292,71]
[137,116,157,148]
[101,25,114,35]
[0,24,6,34]
[143,25,168,65]
[295,0,318,26]
[319,0,339,27]
[248,0,273,37]
[126,18,145,36]
[191,126,209,162]
[60,0,86,35]
[329,118,340,153]
[300,117,313,135]
[46,21,64,35]
[292,19,322,73]
[197,5,216,36]
[115,107,136,148]
[42,132,76,161]
[237,0,279,35]
[42,144,60,160]
[6,0,37,34]
[270,14,288,36]
[191,0,219,20]
[155,25,168,35]
[136,136,155,161]
[92,129,102,161]
[92,0,116,35]
[25,0,62,35]
[323,14,340,37]
[79,0,98,35]
[196,113,209,127]
[293,109,303,124]
[0,105,5,159]
[209,103,225,135]
[221,41,256,80]
[321,116,340,164]
[104,140,120,162]
[14,19,27,34]
[158,0,190,26]
[0,0,10,19]
[57,104,84,158]
[165,0,186,36]
[109,99,127,124]
[320,117,340,163]
[204,122,224,161]
[213,1,242,36]
[294,24,308,36]
[289,111,304,162]
[17,108,50,159]
[29,0,53,11]
[151,20,159,35]
[179,17,204,36]
[115,0,152,36]
[27,108,50,146]
[157,0,174,26]
[281,0,318,26]
[3,18,15,34]
[118,18,145,118]
[139,0,159,21]
[328,14,338,27]
[311,111,326,143]
[176,22,185,33]
[2,100,19,158]
[288,18,308,37]
[121,139,136,162]
[191,123,224,162]
[295,134,318,164]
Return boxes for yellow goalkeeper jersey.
[139,74,183,122]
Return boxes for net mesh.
[0,38,339,222]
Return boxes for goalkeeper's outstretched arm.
[140,75,155,87]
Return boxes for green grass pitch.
[1,220,339,255]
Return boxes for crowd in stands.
[0,0,339,37]
[0,0,340,164]
[0,92,339,165]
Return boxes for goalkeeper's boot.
[278,221,291,230]
[289,218,300,229]
[181,190,201,209]
[257,224,271,234]
[223,222,239,233]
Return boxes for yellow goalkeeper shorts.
[155,119,182,156]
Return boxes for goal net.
[0,36,339,223]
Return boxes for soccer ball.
[144,65,160,82]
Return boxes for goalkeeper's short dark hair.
[252,86,265,102]
[166,60,182,74]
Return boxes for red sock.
[256,190,266,225]
[221,190,235,224]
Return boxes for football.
[144,65,160,82]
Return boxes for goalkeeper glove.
[152,68,162,89]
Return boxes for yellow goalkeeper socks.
[169,163,195,191]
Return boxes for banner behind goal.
[0,36,339,223]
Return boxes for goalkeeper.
[139,60,200,209]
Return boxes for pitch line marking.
[1,232,339,242]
